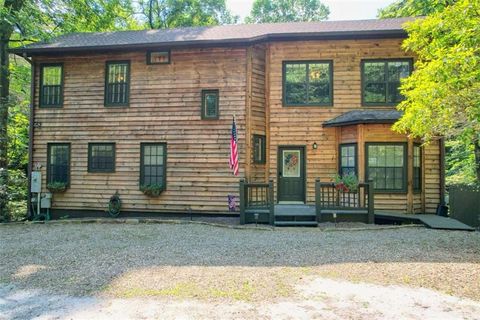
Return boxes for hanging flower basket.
[333,173,359,193]
[140,184,163,197]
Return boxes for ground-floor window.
[88,143,115,173]
[253,134,266,164]
[366,143,407,192]
[140,143,167,190]
[339,143,357,176]
[47,143,70,185]
[413,144,422,192]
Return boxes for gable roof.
[323,110,402,127]
[12,17,415,56]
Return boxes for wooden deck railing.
[315,179,374,224]
[239,179,274,225]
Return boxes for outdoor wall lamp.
[312,142,318,150]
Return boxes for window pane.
[149,51,169,64]
[364,62,385,82]
[285,63,307,104]
[367,144,405,191]
[205,93,218,117]
[308,63,330,104]
[43,66,62,85]
[141,144,166,187]
[106,62,129,105]
[48,144,69,184]
[89,144,114,172]
[363,60,411,105]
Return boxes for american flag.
[229,116,239,176]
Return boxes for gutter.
[10,29,407,56]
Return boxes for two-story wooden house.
[13,17,444,219]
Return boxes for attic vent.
[147,50,170,64]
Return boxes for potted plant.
[333,173,359,193]
[47,181,68,193]
[140,184,163,197]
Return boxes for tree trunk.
[474,137,480,184]
[0,31,11,220]
[0,0,25,220]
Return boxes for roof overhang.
[323,110,402,128]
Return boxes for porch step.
[273,204,318,227]
[275,221,318,227]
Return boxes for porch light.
[312,142,318,150]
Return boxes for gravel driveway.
[1,222,479,319]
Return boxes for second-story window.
[283,61,333,106]
[201,89,219,119]
[40,64,63,107]
[362,59,412,106]
[105,61,130,106]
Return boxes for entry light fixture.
[312,142,318,150]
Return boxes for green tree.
[1,0,141,220]
[393,0,480,183]
[378,0,456,18]
[245,0,329,23]
[138,0,238,29]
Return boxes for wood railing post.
[239,179,246,225]
[315,178,321,222]
[268,179,274,225]
[367,179,375,224]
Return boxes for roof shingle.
[12,17,415,55]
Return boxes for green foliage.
[333,173,359,193]
[393,0,480,183]
[6,169,28,221]
[137,0,238,29]
[47,181,68,193]
[140,184,163,196]
[378,0,456,18]
[245,0,329,23]
[446,137,477,185]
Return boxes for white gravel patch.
[2,278,480,320]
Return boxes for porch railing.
[239,179,274,225]
[315,179,374,224]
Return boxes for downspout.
[439,137,446,206]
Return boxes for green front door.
[278,147,305,202]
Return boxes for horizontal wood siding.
[32,48,247,213]
[249,44,267,182]
[267,39,441,213]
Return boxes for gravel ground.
[1,223,479,319]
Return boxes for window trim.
[87,142,116,173]
[47,142,71,187]
[282,60,334,107]
[139,142,167,190]
[253,134,266,164]
[39,63,64,108]
[365,142,408,193]
[361,58,413,107]
[201,89,219,120]
[338,143,357,176]
[104,60,130,107]
[146,50,171,65]
[413,143,422,193]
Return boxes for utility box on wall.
[31,171,42,193]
